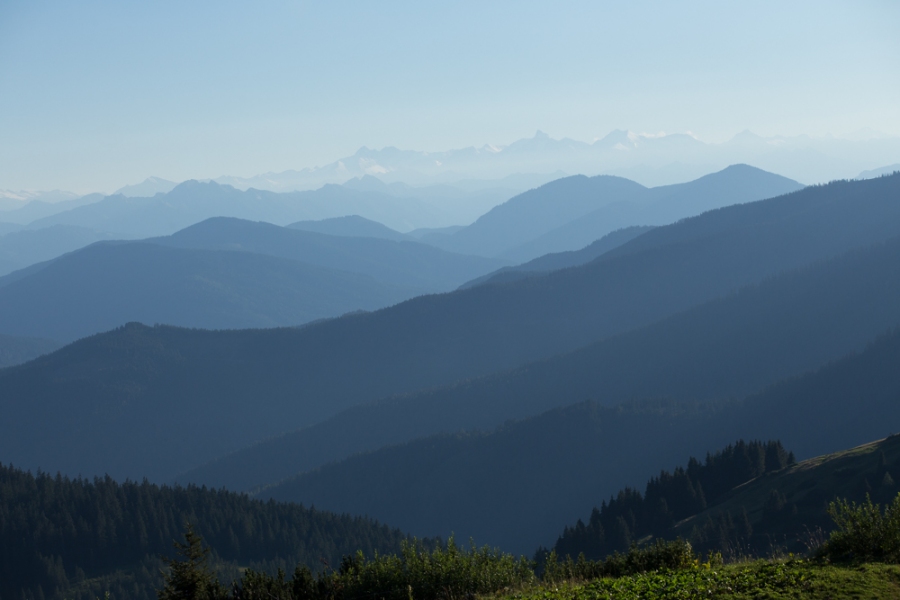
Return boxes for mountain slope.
[262,327,900,554]
[0,193,105,225]
[501,165,803,261]
[27,180,447,236]
[0,222,21,236]
[0,242,411,342]
[0,334,60,368]
[159,217,500,291]
[670,435,900,555]
[287,215,410,241]
[430,175,647,256]
[552,434,900,561]
[459,226,653,290]
[113,175,178,197]
[188,232,900,492]
[1,175,899,483]
[0,224,119,276]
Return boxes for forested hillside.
[553,441,794,560]
[2,175,897,483]
[188,232,900,491]
[554,434,900,561]
[0,463,417,600]
[259,327,900,553]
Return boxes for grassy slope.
[504,561,900,600]
[673,435,900,552]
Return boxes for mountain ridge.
[2,175,899,483]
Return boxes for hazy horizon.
[2,1,899,193]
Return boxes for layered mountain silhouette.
[287,215,411,241]
[502,164,803,261]
[0,224,118,276]
[0,193,105,225]
[186,230,900,491]
[0,334,60,369]
[0,222,20,236]
[0,242,413,342]
[0,218,501,342]
[113,176,177,197]
[209,130,900,190]
[1,175,898,483]
[157,218,501,291]
[261,325,900,554]
[459,226,653,290]
[426,165,802,260]
[26,180,450,236]
[857,164,900,180]
[428,175,647,257]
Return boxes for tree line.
[549,440,794,560]
[0,462,418,600]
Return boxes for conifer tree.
[158,525,227,600]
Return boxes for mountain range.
[1,174,898,486]
[260,321,900,554]
[0,165,802,282]
[0,217,502,342]
[428,164,803,260]
[0,225,118,277]
[458,226,654,290]
[187,218,900,494]
[210,130,900,191]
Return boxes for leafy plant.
[819,493,900,563]
[541,539,704,582]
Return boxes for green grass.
[500,560,900,600]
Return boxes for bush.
[541,539,705,582]
[818,493,900,563]
[331,537,535,600]
[160,531,535,600]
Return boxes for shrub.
[331,537,535,600]
[818,493,900,563]
[541,539,704,582]
[167,535,535,600]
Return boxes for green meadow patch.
[504,560,900,600]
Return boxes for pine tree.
[158,525,227,600]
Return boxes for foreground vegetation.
[154,493,900,600]
[509,561,900,600]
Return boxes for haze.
[1,0,899,193]
[6,3,900,598]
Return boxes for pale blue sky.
[1,0,898,192]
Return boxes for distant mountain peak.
[114,176,178,198]
[342,175,391,192]
[728,130,765,144]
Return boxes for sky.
[1,0,898,193]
